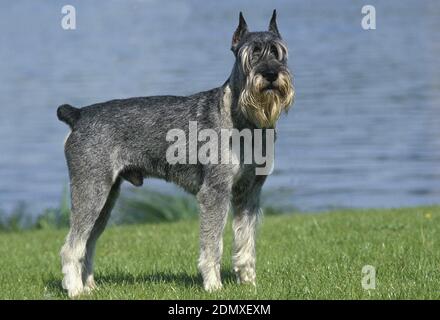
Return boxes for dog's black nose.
[262,71,278,82]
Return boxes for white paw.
[83,275,98,294]
[199,259,223,292]
[62,264,84,298]
[63,278,84,298]
[203,278,223,292]
[234,265,256,285]
[68,286,85,298]
[62,276,84,298]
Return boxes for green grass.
[0,206,439,299]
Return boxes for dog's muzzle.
[239,70,294,128]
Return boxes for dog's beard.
[239,71,294,128]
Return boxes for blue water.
[0,0,439,214]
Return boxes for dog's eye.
[270,45,279,59]
[253,46,262,56]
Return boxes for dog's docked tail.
[57,104,81,129]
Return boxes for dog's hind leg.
[82,178,121,293]
[60,172,118,298]
[196,179,231,292]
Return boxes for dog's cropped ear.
[268,9,281,37]
[231,12,248,53]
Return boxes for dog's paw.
[62,272,85,298]
[203,279,223,292]
[234,265,256,286]
[83,275,98,294]
[63,277,84,298]
[66,284,85,298]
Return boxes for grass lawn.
[0,206,439,299]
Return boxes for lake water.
[0,0,439,215]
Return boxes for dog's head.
[231,10,294,129]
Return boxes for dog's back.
[58,89,222,194]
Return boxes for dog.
[57,10,294,297]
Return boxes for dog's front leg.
[196,182,230,292]
[231,177,265,286]
[231,203,259,286]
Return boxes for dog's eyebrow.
[275,40,288,60]
[239,45,253,72]
[239,40,288,72]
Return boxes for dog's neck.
[222,81,254,130]
[223,63,261,130]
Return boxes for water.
[0,0,439,214]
